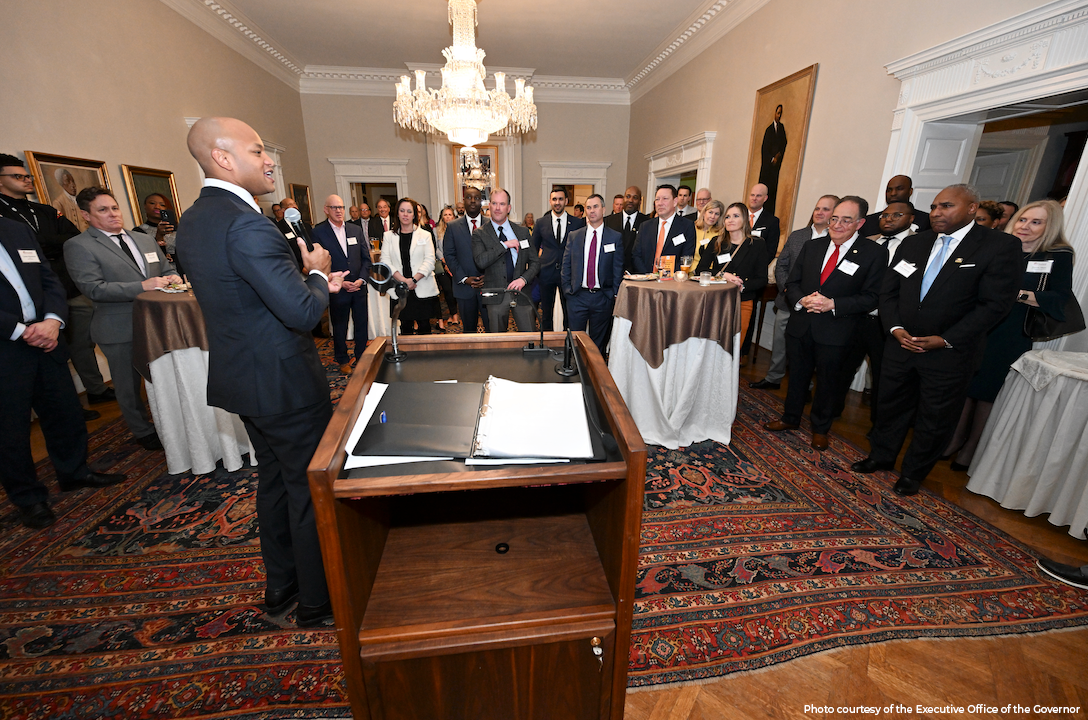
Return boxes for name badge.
[893,259,916,277]
[17,249,40,263]
[839,260,860,276]
[604,244,616,253]
[672,235,684,246]
[348,237,358,246]
[700,238,711,246]
[751,228,763,237]
[285,231,296,239]
[1027,260,1053,274]
[144,252,158,264]
[520,239,530,249]
[717,253,731,264]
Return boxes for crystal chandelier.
[456,148,496,191]
[393,0,537,149]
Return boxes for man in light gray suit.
[750,194,838,390]
[471,188,539,332]
[64,187,179,450]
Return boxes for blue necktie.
[499,226,514,282]
[920,235,952,300]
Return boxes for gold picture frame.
[290,183,314,225]
[121,165,182,226]
[24,151,112,233]
[743,64,819,254]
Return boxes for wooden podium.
[307,332,646,719]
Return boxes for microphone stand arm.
[364,262,410,362]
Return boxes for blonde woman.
[381,198,439,335]
[691,199,725,271]
[432,206,461,327]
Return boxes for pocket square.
[959,264,976,268]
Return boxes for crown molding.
[532,76,630,105]
[626,0,770,102]
[158,0,304,89]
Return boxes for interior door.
[911,121,984,210]
[970,150,1030,202]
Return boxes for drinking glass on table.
[680,255,693,274]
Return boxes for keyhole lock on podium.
[591,636,603,671]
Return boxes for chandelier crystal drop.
[393,0,537,149]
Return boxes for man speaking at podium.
[177,117,346,628]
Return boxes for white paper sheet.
[473,376,594,459]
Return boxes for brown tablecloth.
[612,279,740,368]
[132,291,208,381]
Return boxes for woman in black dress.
[945,199,1075,469]
[381,197,439,335]
[694,201,769,340]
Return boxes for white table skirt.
[967,351,1088,539]
[347,286,391,341]
[608,316,739,449]
[145,347,254,476]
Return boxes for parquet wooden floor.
[31,350,1088,719]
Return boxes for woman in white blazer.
[381,197,439,334]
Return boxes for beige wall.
[626,0,1045,234]
[1,0,310,226]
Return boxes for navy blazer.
[444,215,485,300]
[312,220,371,283]
[561,225,625,298]
[533,212,586,285]
[784,236,888,347]
[0,218,68,340]
[880,223,1021,356]
[632,214,697,274]
[751,211,781,259]
[176,187,330,418]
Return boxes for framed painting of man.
[24,151,112,233]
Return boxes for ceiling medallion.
[392,0,537,149]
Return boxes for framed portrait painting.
[24,151,112,233]
[121,165,181,226]
[743,64,819,254]
[290,183,313,225]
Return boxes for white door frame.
[538,161,612,214]
[327,158,409,205]
[882,0,1088,351]
[645,132,716,214]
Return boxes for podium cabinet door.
[362,627,617,720]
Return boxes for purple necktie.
[587,229,598,289]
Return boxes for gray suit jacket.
[773,226,824,312]
[471,221,539,303]
[64,226,175,344]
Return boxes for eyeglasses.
[879,212,907,220]
[326,205,345,211]
[829,216,859,226]
[0,173,33,182]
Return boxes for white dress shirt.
[204,178,261,212]
[551,211,568,243]
[621,211,639,232]
[0,246,64,340]
[794,232,857,313]
[330,220,347,256]
[110,230,147,277]
[491,219,518,266]
[582,222,604,289]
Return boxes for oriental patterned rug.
[627,387,1088,687]
[4,341,1088,718]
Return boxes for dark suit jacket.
[751,210,781,259]
[0,218,68,339]
[632,214,696,274]
[860,208,930,239]
[443,214,485,300]
[312,220,371,286]
[275,217,309,272]
[176,187,330,418]
[532,212,585,286]
[0,197,82,298]
[880,224,1021,357]
[760,121,787,179]
[695,237,770,302]
[368,216,392,242]
[561,225,624,298]
[774,227,824,311]
[785,236,888,347]
[471,221,539,304]
[604,211,649,272]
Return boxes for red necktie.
[586,229,598,289]
[471,218,477,232]
[820,244,840,285]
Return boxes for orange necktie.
[654,220,667,266]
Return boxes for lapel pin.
[955,258,962,264]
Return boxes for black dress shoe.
[296,601,334,628]
[950,461,970,472]
[749,379,781,390]
[850,458,896,474]
[86,388,116,404]
[264,582,300,614]
[893,476,922,496]
[135,432,163,451]
[83,408,101,422]
[1037,558,1088,590]
[59,472,126,492]
[19,502,56,529]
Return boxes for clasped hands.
[891,328,946,353]
[141,274,184,291]
[22,318,61,352]
[800,291,835,313]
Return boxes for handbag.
[1023,252,1085,341]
